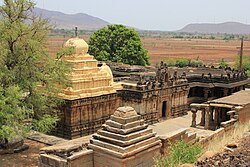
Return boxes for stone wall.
[118,90,159,124]
[158,128,196,155]
[38,136,93,167]
[238,103,250,123]
[52,93,120,139]
[39,149,93,167]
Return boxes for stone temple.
[38,37,250,167]
[53,37,122,138]
[52,37,250,139]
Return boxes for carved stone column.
[204,106,210,130]
[210,108,214,122]
[203,88,209,99]
[210,89,215,97]
[191,88,195,97]
[191,108,197,127]
[200,109,205,126]
[214,107,219,130]
[223,88,228,97]
[218,107,221,127]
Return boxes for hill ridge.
[178,22,250,34]
[34,7,110,30]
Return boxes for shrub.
[190,60,203,67]
[155,140,202,167]
[234,55,250,71]
[176,58,190,67]
[246,70,250,77]
[163,58,176,67]
[219,58,229,68]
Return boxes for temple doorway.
[162,101,167,118]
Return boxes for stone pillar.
[221,108,226,122]
[223,88,228,97]
[191,88,195,97]
[203,88,209,99]
[227,110,235,120]
[210,108,214,122]
[218,107,221,127]
[191,108,197,127]
[200,109,205,126]
[214,107,219,129]
[204,106,210,130]
[210,89,215,97]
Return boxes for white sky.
[1,0,250,31]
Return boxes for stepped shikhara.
[53,37,121,139]
[89,106,161,167]
[59,37,117,100]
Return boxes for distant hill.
[178,22,250,34]
[34,7,110,30]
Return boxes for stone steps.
[92,131,157,147]
[97,128,153,141]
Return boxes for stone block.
[97,128,153,141]
[102,124,148,135]
[121,120,145,129]
[105,120,122,129]
[110,115,141,124]
[113,106,137,118]
[67,149,93,161]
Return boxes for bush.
[190,60,203,67]
[246,70,250,77]
[234,55,250,71]
[155,140,202,167]
[161,58,203,68]
[163,58,176,67]
[176,58,190,67]
[219,58,229,68]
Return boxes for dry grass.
[46,36,250,65]
[205,121,250,153]
[142,37,250,65]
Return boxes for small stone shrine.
[88,106,162,167]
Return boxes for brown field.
[47,36,250,65]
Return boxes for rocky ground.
[195,134,250,167]
[0,139,47,167]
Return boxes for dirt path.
[195,134,250,167]
[0,140,47,167]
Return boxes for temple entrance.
[162,101,167,118]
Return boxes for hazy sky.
[1,0,250,30]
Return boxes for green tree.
[0,0,68,141]
[89,24,150,66]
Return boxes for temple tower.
[53,37,121,139]
[59,38,117,99]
